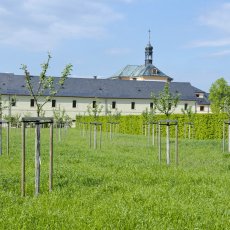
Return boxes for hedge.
[76,113,229,140]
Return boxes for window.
[52,100,56,108]
[168,103,172,110]
[200,106,204,111]
[72,100,76,108]
[184,103,188,110]
[112,101,116,109]
[196,94,200,98]
[11,98,16,106]
[30,99,34,107]
[131,102,135,110]
[93,101,96,108]
[150,102,153,109]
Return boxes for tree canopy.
[152,83,179,118]
[21,53,73,117]
[209,77,230,114]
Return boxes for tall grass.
[0,127,230,229]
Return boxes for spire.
[148,29,151,45]
[145,29,153,66]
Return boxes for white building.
[0,37,210,119]
[0,73,210,119]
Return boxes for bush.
[76,113,229,140]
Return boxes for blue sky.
[0,0,230,92]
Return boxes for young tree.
[181,106,196,139]
[152,82,179,118]
[223,97,230,119]
[21,53,73,117]
[107,106,122,122]
[87,99,103,121]
[53,106,72,127]
[152,83,179,164]
[181,105,195,122]
[209,77,230,114]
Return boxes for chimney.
[93,76,97,79]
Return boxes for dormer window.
[152,68,158,74]
[196,93,204,98]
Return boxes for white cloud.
[190,3,230,50]
[0,0,125,50]
[208,50,230,57]
[199,3,230,33]
[191,38,230,48]
[106,47,131,55]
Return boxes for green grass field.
[1,127,230,229]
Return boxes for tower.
[145,30,153,66]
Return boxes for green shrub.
[76,113,229,140]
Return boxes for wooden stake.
[152,124,155,146]
[158,123,161,163]
[100,125,102,149]
[175,124,179,165]
[35,123,41,196]
[49,123,53,192]
[7,122,9,156]
[21,122,26,197]
[94,124,97,149]
[89,124,92,148]
[166,124,170,165]
[148,123,150,146]
[223,123,225,152]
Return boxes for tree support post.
[223,120,230,153]
[0,120,10,156]
[49,122,53,192]
[158,120,178,166]
[21,117,54,197]
[89,122,102,150]
[21,122,26,197]
[166,123,170,165]
[158,123,161,163]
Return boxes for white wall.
[1,94,207,119]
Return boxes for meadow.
[1,126,230,229]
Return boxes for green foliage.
[181,106,195,122]
[86,99,104,121]
[152,82,179,118]
[141,107,156,123]
[0,95,16,119]
[107,107,122,122]
[53,106,72,127]
[77,113,229,140]
[223,96,230,119]
[3,114,21,127]
[209,77,230,114]
[21,53,73,117]
[1,129,230,229]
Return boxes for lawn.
[0,127,230,229]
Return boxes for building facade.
[0,73,210,119]
[0,35,210,119]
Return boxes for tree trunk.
[35,123,41,196]
[166,124,170,165]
